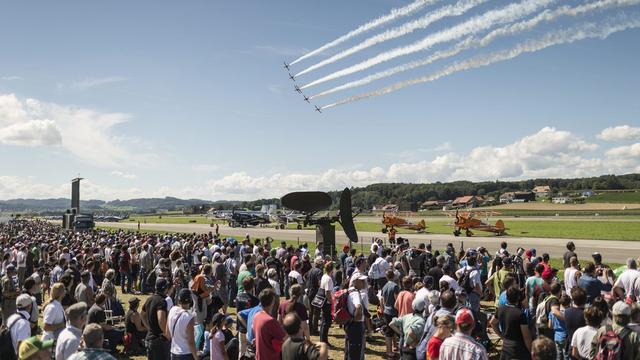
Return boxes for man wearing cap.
[167,289,197,360]
[67,323,116,360]
[142,278,171,360]
[2,264,18,325]
[6,294,33,355]
[18,336,53,360]
[345,273,368,360]
[439,308,488,360]
[591,301,640,360]
[55,302,87,360]
[389,298,427,359]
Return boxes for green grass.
[419,209,640,217]
[588,191,640,203]
[125,215,223,224]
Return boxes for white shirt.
[415,287,431,306]
[42,300,65,341]
[440,274,461,292]
[7,310,31,353]
[320,274,334,296]
[268,279,280,296]
[370,257,389,280]
[209,330,225,360]
[168,307,195,355]
[571,325,598,359]
[564,268,579,296]
[165,296,174,311]
[615,269,640,296]
[455,266,482,291]
[347,288,368,322]
[55,325,83,360]
[16,251,26,268]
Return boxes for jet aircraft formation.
[285,62,321,113]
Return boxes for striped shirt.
[439,332,488,360]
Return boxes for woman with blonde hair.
[101,268,117,312]
[42,282,66,342]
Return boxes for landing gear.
[453,229,461,236]
[279,224,285,229]
[465,229,473,237]
[296,224,302,230]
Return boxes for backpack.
[0,313,26,360]
[333,289,356,326]
[458,268,475,294]
[595,325,630,360]
[535,294,556,329]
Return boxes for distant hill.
[2,174,638,214]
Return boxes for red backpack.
[595,326,630,360]
[333,289,355,325]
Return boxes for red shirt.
[252,310,286,360]
[427,336,445,359]
[395,290,414,317]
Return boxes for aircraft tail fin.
[495,219,505,229]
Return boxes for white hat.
[16,294,32,309]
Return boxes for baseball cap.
[412,298,426,312]
[455,308,475,325]
[613,301,631,316]
[19,336,53,359]
[16,294,32,309]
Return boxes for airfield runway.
[97,221,640,264]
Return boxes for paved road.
[98,221,640,264]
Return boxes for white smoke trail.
[321,13,640,109]
[294,0,488,77]
[289,0,438,66]
[312,0,640,99]
[301,0,556,90]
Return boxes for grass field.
[588,191,640,203]
[125,215,224,225]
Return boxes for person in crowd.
[236,276,259,357]
[578,262,604,304]
[563,287,586,358]
[549,294,570,360]
[21,278,39,336]
[306,257,324,336]
[591,301,640,359]
[209,313,229,360]
[381,269,400,357]
[395,276,415,318]
[318,261,334,345]
[562,242,577,269]
[2,265,19,325]
[389,298,426,360]
[252,288,286,360]
[281,312,328,360]
[125,297,147,354]
[87,293,124,352]
[345,273,368,360]
[439,308,488,360]
[67,323,117,360]
[55,302,87,360]
[7,294,34,355]
[563,257,580,297]
[570,306,602,360]
[212,252,229,314]
[530,336,557,360]
[142,278,171,360]
[613,258,640,301]
[18,336,54,360]
[75,271,95,307]
[42,282,66,342]
[491,286,532,360]
[427,315,453,360]
[167,289,198,360]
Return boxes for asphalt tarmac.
[98,221,639,264]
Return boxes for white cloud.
[1,128,638,201]
[62,76,126,90]
[0,76,21,81]
[0,93,153,167]
[597,125,640,141]
[111,171,137,180]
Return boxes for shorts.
[383,313,396,337]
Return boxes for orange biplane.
[381,207,426,233]
[446,210,506,237]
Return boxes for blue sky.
[0,0,639,200]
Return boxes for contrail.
[321,13,640,109]
[288,0,438,66]
[294,0,488,77]
[312,0,640,99]
[301,0,556,90]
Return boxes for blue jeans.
[345,321,365,360]
[555,340,569,360]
